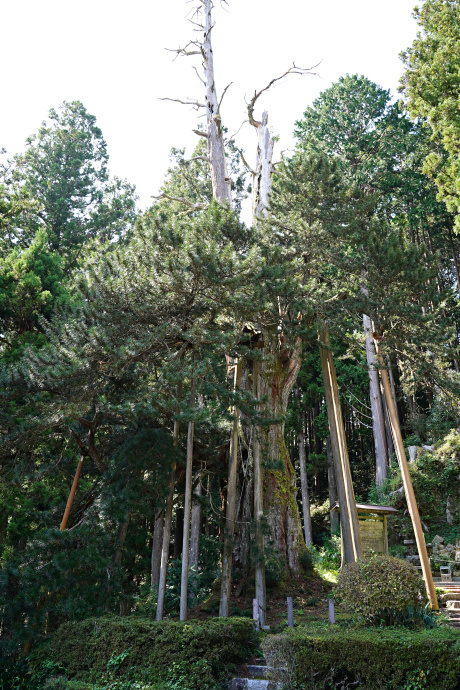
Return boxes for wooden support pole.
[374,338,439,611]
[219,360,242,617]
[319,326,362,562]
[60,454,85,531]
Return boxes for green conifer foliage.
[400,0,460,231]
[0,229,68,363]
[1,101,137,269]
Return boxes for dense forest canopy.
[1,0,460,673]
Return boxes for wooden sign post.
[287,597,294,628]
[374,338,439,611]
[328,598,336,624]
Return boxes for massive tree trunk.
[249,105,305,576]
[259,329,304,576]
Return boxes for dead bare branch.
[247,62,321,127]
[193,129,209,138]
[192,65,206,86]
[159,97,206,110]
[218,82,232,113]
[165,41,202,60]
[236,148,256,176]
[225,119,248,146]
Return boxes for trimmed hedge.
[30,616,257,687]
[262,625,460,689]
[334,554,427,626]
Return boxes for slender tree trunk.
[220,361,242,617]
[151,508,164,589]
[319,326,361,563]
[189,473,202,600]
[326,437,340,535]
[113,511,131,567]
[174,507,184,559]
[156,385,182,621]
[253,360,266,627]
[298,427,313,547]
[180,379,196,621]
[362,312,387,485]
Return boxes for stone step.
[247,665,268,678]
[446,600,460,610]
[229,680,270,690]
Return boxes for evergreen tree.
[1,101,137,270]
[400,0,460,231]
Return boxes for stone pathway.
[436,582,460,628]
[229,662,282,689]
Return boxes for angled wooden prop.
[60,454,85,531]
[374,337,439,611]
[319,326,362,562]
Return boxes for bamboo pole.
[219,360,242,617]
[319,326,362,562]
[374,338,438,610]
[60,454,85,531]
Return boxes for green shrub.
[262,625,460,689]
[29,616,257,688]
[333,554,427,626]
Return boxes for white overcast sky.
[2,0,419,211]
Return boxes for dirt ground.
[188,571,334,630]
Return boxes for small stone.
[433,535,445,545]
[408,446,418,463]
[446,543,456,553]
[446,601,460,610]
